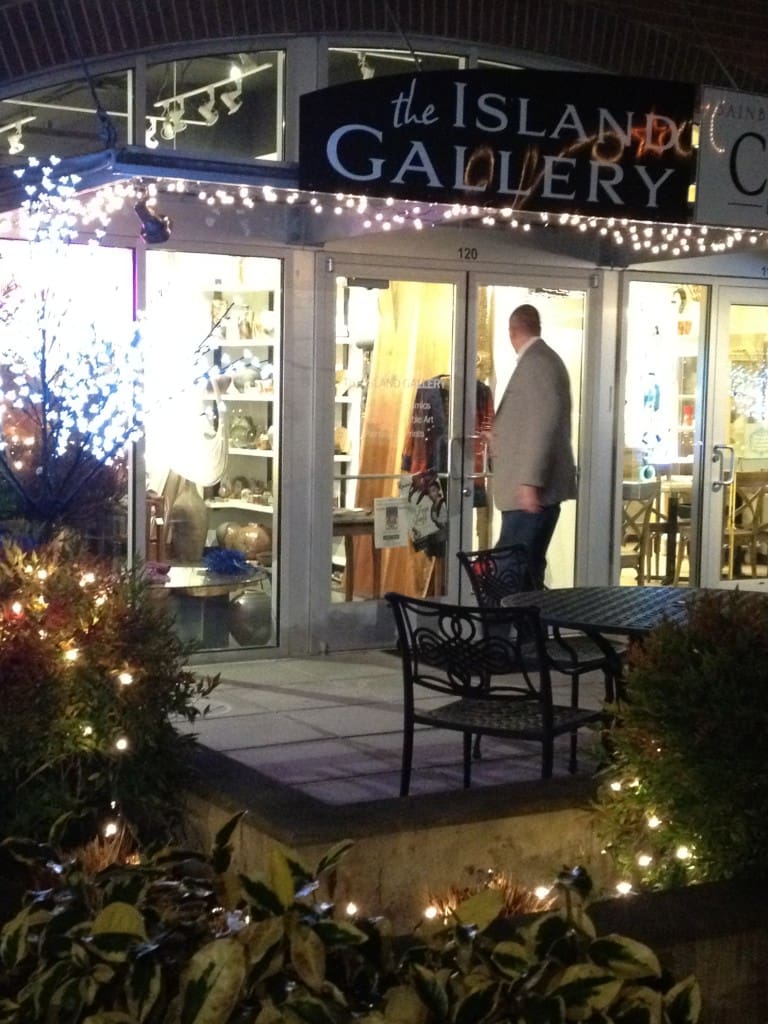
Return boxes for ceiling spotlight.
[220,80,243,115]
[159,100,186,140]
[134,193,172,245]
[7,124,24,155]
[357,52,375,79]
[197,88,219,126]
[144,118,159,148]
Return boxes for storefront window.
[0,72,131,159]
[621,281,706,586]
[143,251,281,649]
[328,48,462,85]
[145,51,284,159]
[0,240,135,559]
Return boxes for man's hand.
[518,484,544,513]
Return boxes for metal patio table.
[501,585,691,639]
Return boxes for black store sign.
[299,69,696,222]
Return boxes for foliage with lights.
[0,818,701,1024]
[596,589,768,892]
[0,158,143,541]
[0,538,218,845]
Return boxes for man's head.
[508,304,541,352]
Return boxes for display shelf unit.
[204,282,279,543]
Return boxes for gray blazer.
[491,337,577,510]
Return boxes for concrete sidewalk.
[184,648,607,807]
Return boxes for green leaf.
[490,938,530,978]
[410,963,449,1019]
[663,975,702,1024]
[515,993,566,1024]
[612,985,663,1023]
[270,848,297,908]
[126,956,162,1022]
[239,873,285,916]
[241,916,285,983]
[314,840,354,877]
[589,935,662,980]
[454,982,497,1024]
[546,964,623,1013]
[524,913,570,960]
[177,938,247,1024]
[282,994,339,1024]
[381,984,427,1023]
[82,1014,138,1023]
[92,902,147,940]
[211,811,246,874]
[290,924,326,992]
[453,889,504,931]
[313,919,368,947]
[87,932,139,963]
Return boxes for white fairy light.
[115,737,129,752]
[615,880,633,896]
[637,853,653,867]
[675,844,692,860]
[345,902,358,916]
[423,905,438,920]
[533,885,551,900]
[647,814,662,829]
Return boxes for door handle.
[450,434,490,481]
[712,444,735,491]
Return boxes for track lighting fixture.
[144,118,160,148]
[197,88,219,125]
[0,116,35,155]
[7,124,24,154]
[134,190,172,245]
[220,80,243,115]
[357,52,375,79]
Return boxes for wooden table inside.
[333,511,380,601]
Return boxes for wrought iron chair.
[385,592,605,795]
[457,544,622,707]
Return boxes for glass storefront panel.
[722,303,768,580]
[0,240,135,559]
[143,251,281,649]
[145,51,284,159]
[621,281,706,586]
[479,284,584,589]
[328,48,462,85]
[1,72,131,159]
[332,276,457,601]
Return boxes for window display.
[143,251,280,648]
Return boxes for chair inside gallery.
[620,480,659,586]
[457,544,621,704]
[385,592,605,795]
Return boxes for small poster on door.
[374,496,409,548]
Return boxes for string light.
[7,169,763,260]
[615,880,633,895]
[647,814,662,829]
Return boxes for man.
[491,303,577,587]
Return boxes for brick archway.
[0,0,765,92]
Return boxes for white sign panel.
[696,86,768,229]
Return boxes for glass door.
[619,280,709,588]
[324,272,468,648]
[701,289,768,589]
[471,281,587,591]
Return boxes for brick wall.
[0,0,765,92]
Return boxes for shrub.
[0,817,701,1024]
[0,538,218,845]
[596,588,768,889]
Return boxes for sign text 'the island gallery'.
[299,69,696,221]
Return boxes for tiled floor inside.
[183,649,608,806]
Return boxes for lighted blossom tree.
[0,159,144,542]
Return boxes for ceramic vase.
[169,479,208,562]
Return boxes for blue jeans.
[497,506,561,589]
